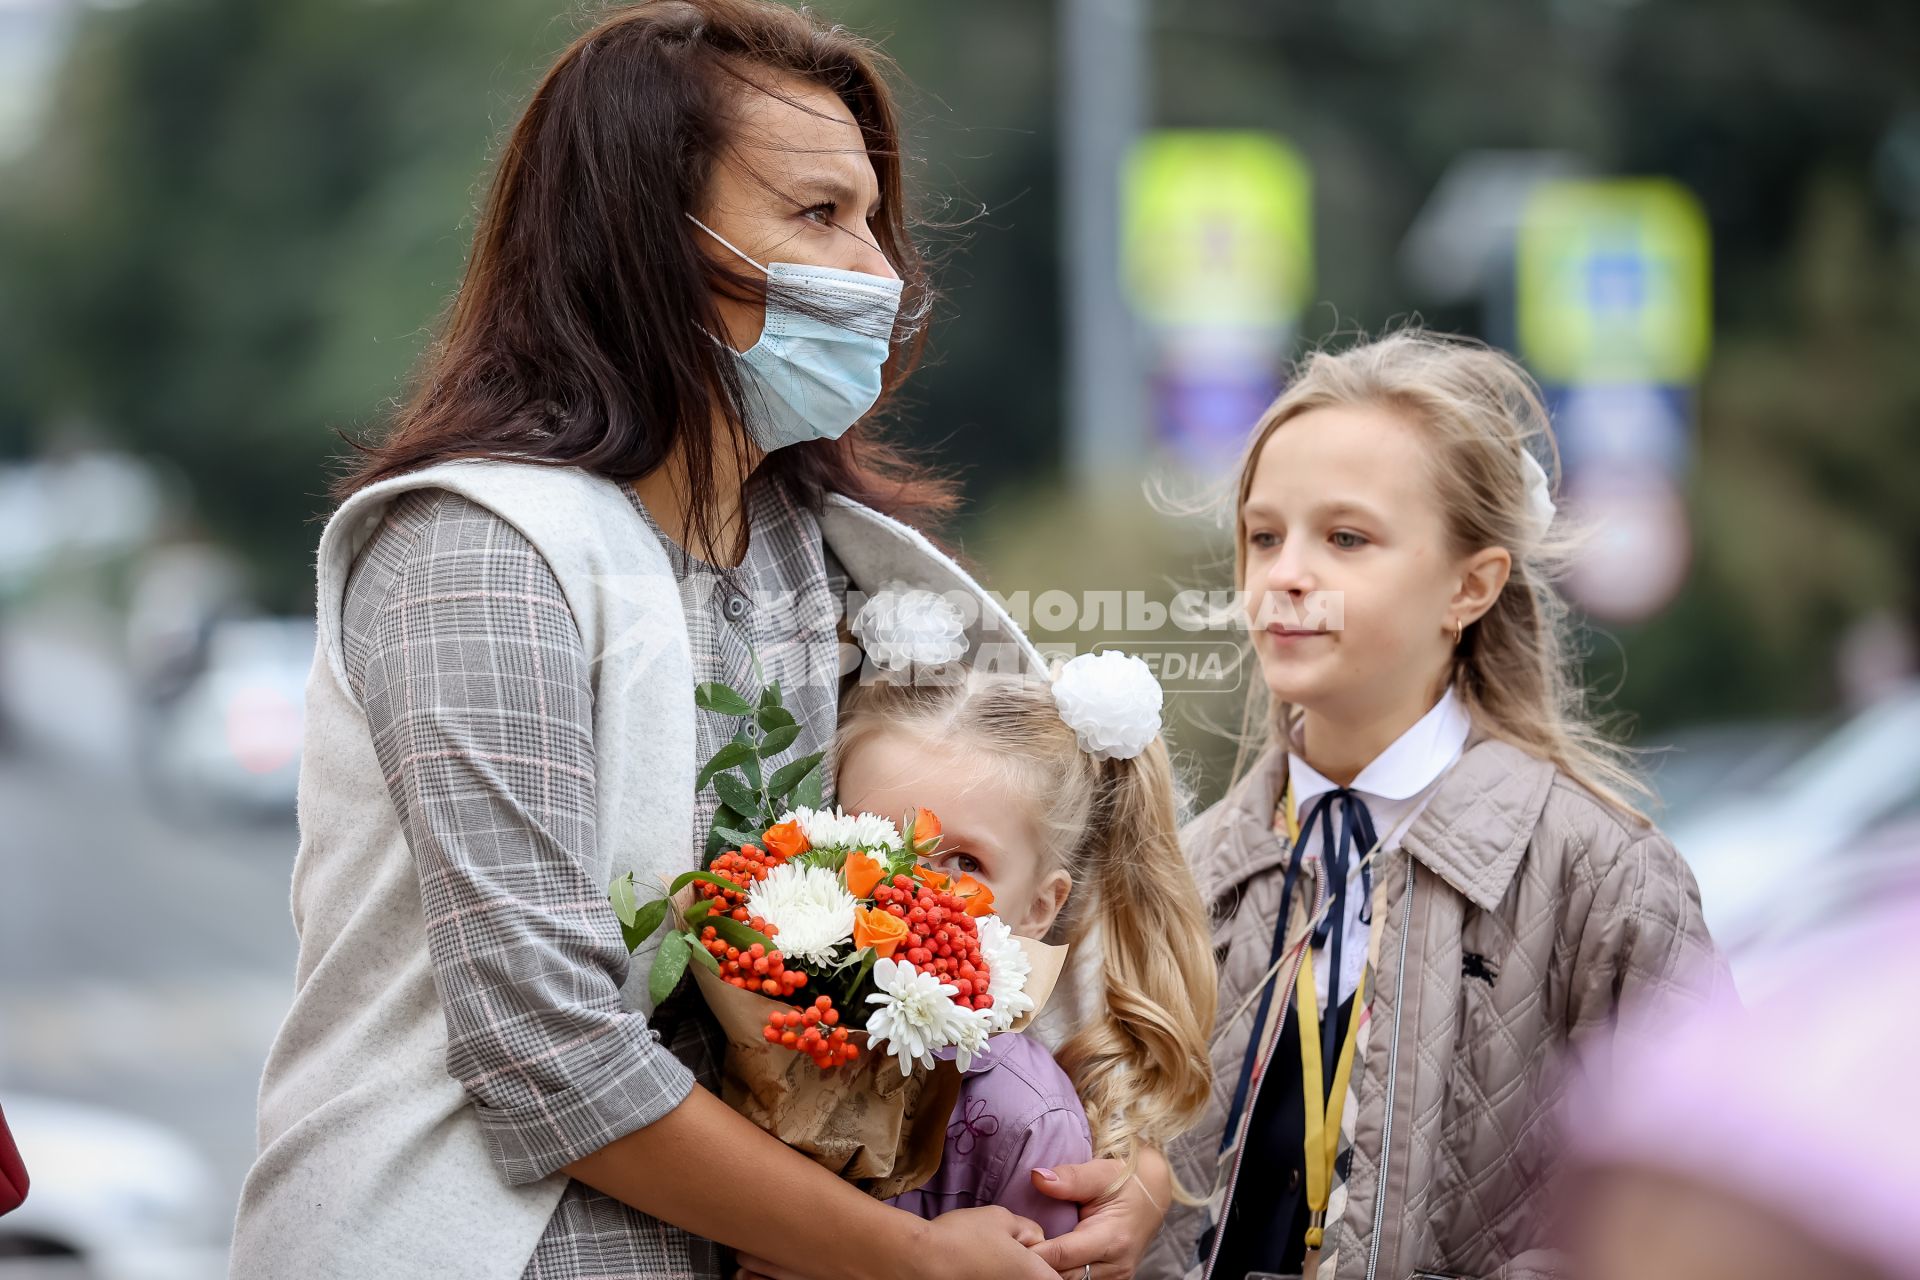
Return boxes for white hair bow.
[1520,451,1557,545]
[1051,650,1164,762]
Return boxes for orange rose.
[913,863,951,892]
[852,905,909,959]
[907,807,942,852]
[762,820,809,861]
[844,851,885,899]
[954,874,996,918]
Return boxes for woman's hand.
[731,1207,1055,1280]
[1024,1149,1173,1280]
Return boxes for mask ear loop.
[685,214,770,277]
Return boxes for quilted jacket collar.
[1194,730,1558,913]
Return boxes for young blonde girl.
[831,663,1219,1240]
[1149,331,1729,1280]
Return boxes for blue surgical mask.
[687,215,904,452]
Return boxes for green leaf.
[668,870,738,896]
[766,752,825,801]
[758,723,801,756]
[608,872,638,928]
[649,932,692,1007]
[758,681,782,711]
[706,914,776,953]
[694,682,755,717]
[697,742,757,790]
[712,827,765,854]
[756,704,796,734]
[686,940,720,973]
[792,762,825,810]
[620,897,671,952]
[712,773,761,820]
[705,804,747,864]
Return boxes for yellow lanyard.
[1282,783,1369,1250]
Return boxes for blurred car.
[0,1094,225,1279]
[1666,682,1920,997]
[142,617,313,819]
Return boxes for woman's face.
[1240,404,1490,729]
[836,727,1072,939]
[696,73,899,352]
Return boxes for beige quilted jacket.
[1146,735,1728,1280]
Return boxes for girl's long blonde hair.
[1231,329,1649,819]
[839,670,1217,1176]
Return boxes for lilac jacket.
[887,1033,1094,1238]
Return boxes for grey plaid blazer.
[339,477,843,1279]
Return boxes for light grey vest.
[231,460,1042,1280]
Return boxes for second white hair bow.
[1520,451,1557,545]
[1051,650,1164,762]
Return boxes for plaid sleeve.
[343,489,696,1186]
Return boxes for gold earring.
[1452,619,1464,646]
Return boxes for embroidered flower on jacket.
[948,1096,1001,1157]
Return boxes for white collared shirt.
[1287,687,1473,1011]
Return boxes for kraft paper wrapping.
[689,933,1068,1199]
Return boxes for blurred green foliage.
[0,0,1915,770]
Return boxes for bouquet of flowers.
[611,678,1065,1196]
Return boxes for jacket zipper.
[1202,859,1325,1280]
[1363,859,1417,1280]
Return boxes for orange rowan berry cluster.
[876,873,994,1011]
[763,995,859,1069]
[700,930,808,997]
[698,844,782,920]
[694,845,810,997]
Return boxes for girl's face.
[835,727,1072,938]
[1239,403,1507,729]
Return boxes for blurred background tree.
[1,0,1915,770]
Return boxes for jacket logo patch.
[1462,952,1499,985]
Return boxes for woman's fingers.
[732,1254,805,1280]
[1025,1157,1163,1280]
[1028,1215,1121,1276]
[1028,1159,1129,1205]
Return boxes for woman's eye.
[801,202,837,226]
[1330,530,1368,550]
[1248,530,1281,551]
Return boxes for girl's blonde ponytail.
[1054,738,1218,1181]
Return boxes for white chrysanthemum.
[852,583,968,671]
[744,864,856,967]
[1051,650,1163,761]
[864,958,971,1076]
[950,1007,994,1072]
[975,914,1035,1034]
[783,805,903,855]
[1519,451,1557,545]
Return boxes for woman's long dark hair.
[335,0,956,542]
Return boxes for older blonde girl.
[1150,331,1728,1280]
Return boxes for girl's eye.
[1248,530,1281,551]
[1330,530,1368,550]
[943,852,984,878]
[801,202,837,226]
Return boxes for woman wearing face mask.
[228,4,1168,1279]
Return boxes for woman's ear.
[1452,544,1512,627]
[1020,870,1073,938]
